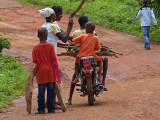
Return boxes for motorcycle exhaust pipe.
[97,84,104,91]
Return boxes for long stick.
[25,67,35,114]
[69,0,86,18]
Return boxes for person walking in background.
[134,0,157,50]
[32,27,57,114]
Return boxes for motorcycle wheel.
[86,75,94,105]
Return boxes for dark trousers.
[37,82,55,113]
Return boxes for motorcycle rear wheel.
[86,75,94,105]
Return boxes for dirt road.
[0,0,160,120]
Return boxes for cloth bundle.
[39,8,55,18]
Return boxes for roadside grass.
[0,55,28,112]
[16,0,160,42]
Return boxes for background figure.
[134,0,157,50]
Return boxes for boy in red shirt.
[32,27,57,114]
[72,21,102,83]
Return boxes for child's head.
[78,16,89,27]
[39,8,56,22]
[85,21,95,34]
[37,27,48,42]
[143,0,148,5]
[52,5,63,21]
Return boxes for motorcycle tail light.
[83,61,91,67]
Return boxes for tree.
[0,35,11,54]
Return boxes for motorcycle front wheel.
[86,74,94,105]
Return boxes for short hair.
[78,16,89,26]
[38,27,48,37]
[85,21,95,31]
[52,5,62,15]
[143,0,148,5]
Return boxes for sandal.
[65,100,72,105]
[103,86,108,91]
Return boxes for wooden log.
[57,52,77,58]
[57,45,76,49]
[55,82,66,112]
[57,51,118,58]
[96,51,116,56]
[25,68,35,114]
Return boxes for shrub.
[0,35,11,54]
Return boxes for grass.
[0,55,28,112]
[16,0,160,42]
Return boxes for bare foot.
[72,77,79,84]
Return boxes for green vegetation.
[16,0,160,42]
[0,18,28,111]
[0,35,11,54]
[0,55,28,111]
[137,0,160,16]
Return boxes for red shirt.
[73,33,101,63]
[32,42,57,84]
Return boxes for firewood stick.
[57,46,76,48]
[69,0,86,18]
[25,67,35,114]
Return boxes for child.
[67,17,108,105]
[134,0,157,49]
[72,21,102,84]
[32,27,57,114]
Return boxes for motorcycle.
[76,56,104,105]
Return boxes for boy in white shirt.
[134,0,157,50]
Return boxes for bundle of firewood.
[57,41,122,58]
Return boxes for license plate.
[83,61,91,67]
[82,67,93,72]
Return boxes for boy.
[67,16,108,105]
[72,21,102,85]
[134,0,157,49]
[32,27,57,114]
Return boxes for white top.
[134,6,157,26]
[42,22,61,53]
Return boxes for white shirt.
[42,22,61,53]
[134,6,157,26]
